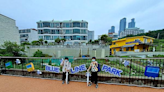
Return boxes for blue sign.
[122,60,130,67]
[26,64,32,69]
[5,62,11,67]
[101,64,123,77]
[45,65,60,73]
[144,66,160,78]
[70,64,87,74]
[126,39,142,44]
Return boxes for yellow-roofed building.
[110,36,155,55]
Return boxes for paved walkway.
[0,75,163,92]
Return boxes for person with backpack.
[60,57,71,84]
[87,57,99,88]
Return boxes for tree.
[61,38,66,45]
[100,34,112,45]
[55,38,61,45]
[31,40,40,45]
[44,40,48,45]
[0,41,25,56]
[39,39,44,45]
[33,49,44,57]
[88,40,92,44]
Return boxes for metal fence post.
[0,57,1,75]
[129,59,132,84]
[22,59,24,76]
[42,59,44,78]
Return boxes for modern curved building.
[37,20,88,45]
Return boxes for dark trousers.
[91,72,98,84]
[62,72,70,81]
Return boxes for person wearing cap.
[87,57,98,88]
[60,57,71,84]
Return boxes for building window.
[38,30,43,34]
[38,23,43,28]
[63,23,71,28]
[73,29,80,34]
[55,30,59,34]
[144,38,147,43]
[19,30,21,33]
[73,22,80,27]
[131,47,134,51]
[126,47,129,51]
[81,29,87,34]
[43,22,50,27]
[73,35,81,40]
[43,29,51,34]
[113,42,116,45]
[51,30,55,34]
[54,23,60,27]
[39,36,43,39]
[80,36,85,40]
[44,36,51,40]
[53,36,59,40]
[81,22,87,28]
[64,36,71,40]
[20,34,28,37]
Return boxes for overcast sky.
[0,0,164,39]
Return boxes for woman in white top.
[87,57,98,88]
[60,57,71,84]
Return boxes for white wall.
[0,14,20,45]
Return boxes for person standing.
[60,57,71,84]
[87,57,98,88]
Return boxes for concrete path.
[0,75,163,92]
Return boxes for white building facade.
[88,30,94,41]
[120,27,144,38]
[0,14,20,45]
[19,28,38,43]
[37,20,88,45]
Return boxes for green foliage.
[48,60,52,65]
[44,40,48,44]
[33,50,44,57]
[61,38,66,44]
[154,55,164,57]
[21,42,31,45]
[0,41,25,56]
[100,34,112,44]
[32,40,40,45]
[33,49,52,57]
[88,40,92,44]
[55,38,61,44]
[39,39,44,45]
[120,56,130,58]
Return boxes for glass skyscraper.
[108,26,115,33]
[119,18,126,36]
[128,18,135,28]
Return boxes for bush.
[33,50,44,57]
[33,50,52,57]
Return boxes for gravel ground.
[0,75,163,92]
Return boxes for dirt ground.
[0,75,163,92]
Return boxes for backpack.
[97,64,101,72]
